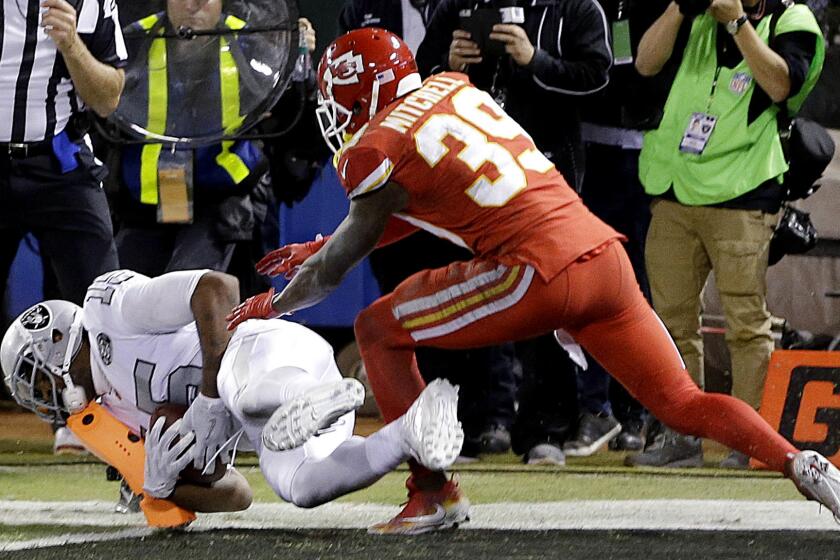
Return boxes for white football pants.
[217,321,406,507]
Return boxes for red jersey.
[336,72,621,281]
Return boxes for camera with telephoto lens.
[460,0,525,57]
[675,0,711,17]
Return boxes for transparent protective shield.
[111,0,300,147]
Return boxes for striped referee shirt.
[0,0,127,143]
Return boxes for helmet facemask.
[10,348,67,421]
[316,29,423,155]
[315,90,354,154]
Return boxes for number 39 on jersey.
[413,87,553,207]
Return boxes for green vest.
[639,5,824,206]
[136,13,249,205]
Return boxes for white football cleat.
[262,378,365,452]
[400,379,464,471]
[53,427,88,456]
[789,450,840,519]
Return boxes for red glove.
[226,288,279,331]
[256,235,328,279]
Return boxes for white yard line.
[0,499,837,539]
[0,528,153,552]
[1,500,838,551]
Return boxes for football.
[149,404,226,486]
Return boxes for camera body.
[459,0,525,57]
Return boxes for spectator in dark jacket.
[340,0,439,51]
[416,0,611,188]
[563,0,674,458]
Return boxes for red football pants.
[355,240,796,472]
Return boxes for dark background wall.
[300,0,343,58]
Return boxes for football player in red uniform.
[227,28,840,535]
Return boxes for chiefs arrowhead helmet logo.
[324,51,365,93]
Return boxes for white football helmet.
[0,301,87,421]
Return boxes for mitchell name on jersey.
[379,74,466,134]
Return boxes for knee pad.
[237,377,287,418]
[236,367,317,418]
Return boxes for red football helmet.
[316,28,422,153]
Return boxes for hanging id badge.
[612,20,633,65]
[679,112,717,155]
[157,148,194,224]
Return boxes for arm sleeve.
[771,31,818,99]
[416,0,462,77]
[79,0,128,68]
[526,0,612,94]
[667,19,693,71]
[117,270,211,333]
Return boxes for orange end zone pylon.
[66,402,196,528]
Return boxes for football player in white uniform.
[1,269,463,515]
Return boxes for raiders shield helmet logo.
[20,305,51,331]
[96,333,112,366]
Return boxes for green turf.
[0,429,816,559]
[0,441,95,466]
[0,463,802,504]
[0,526,122,543]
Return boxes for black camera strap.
[767,1,796,184]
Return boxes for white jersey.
[82,269,339,437]
[82,270,209,434]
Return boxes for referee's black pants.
[0,147,119,316]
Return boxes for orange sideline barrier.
[753,350,840,468]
